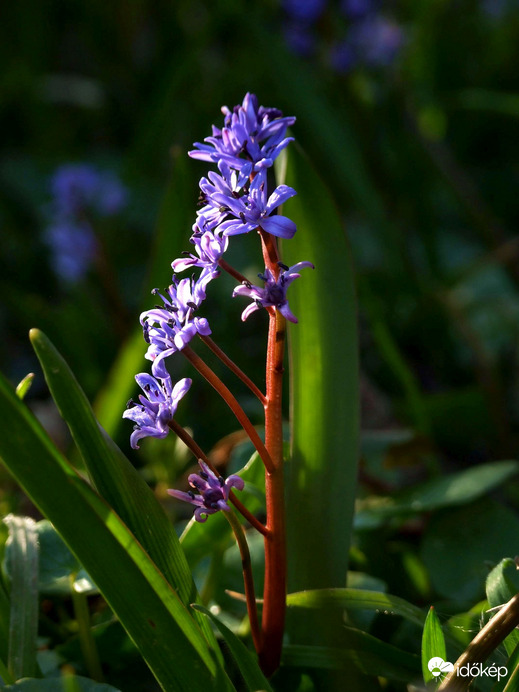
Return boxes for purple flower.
[283,0,327,23]
[51,164,127,217]
[189,93,295,172]
[233,261,314,323]
[44,220,98,283]
[340,0,376,20]
[210,169,297,239]
[123,373,192,449]
[45,163,127,283]
[349,15,405,67]
[141,276,212,378]
[171,230,229,279]
[168,460,244,523]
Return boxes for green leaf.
[35,520,96,596]
[495,639,519,692]
[281,146,359,590]
[29,328,218,651]
[15,374,34,401]
[282,628,421,682]
[421,499,519,602]
[2,676,121,691]
[486,558,519,657]
[3,515,39,680]
[356,460,519,529]
[192,604,273,692]
[286,588,426,629]
[0,371,228,692]
[422,606,447,685]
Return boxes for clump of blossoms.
[124,93,313,675]
[44,164,127,283]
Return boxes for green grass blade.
[421,606,447,685]
[192,605,273,692]
[281,146,359,593]
[29,328,218,652]
[0,371,227,692]
[3,515,39,679]
[286,588,426,629]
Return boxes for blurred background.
[3,1,519,681]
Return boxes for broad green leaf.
[192,604,273,692]
[0,371,228,692]
[3,515,39,679]
[421,500,519,602]
[286,588,426,629]
[486,558,519,656]
[422,606,447,685]
[282,627,421,682]
[35,520,96,596]
[356,460,519,529]
[2,676,121,691]
[29,329,218,651]
[281,146,359,598]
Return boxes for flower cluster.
[167,461,244,523]
[123,374,192,449]
[282,0,405,73]
[125,94,313,521]
[44,164,127,282]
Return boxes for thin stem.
[218,257,250,284]
[257,230,287,677]
[71,578,104,682]
[438,594,519,691]
[199,334,266,405]
[167,419,268,536]
[224,511,263,654]
[182,346,275,474]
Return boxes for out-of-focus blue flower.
[123,372,192,449]
[233,261,314,323]
[283,0,327,23]
[140,276,212,378]
[45,163,127,283]
[283,22,317,56]
[349,15,405,67]
[328,39,358,73]
[340,0,376,20]
[44,221,98,283]
[168,460,244,522]
[51,164,127,217]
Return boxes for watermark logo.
[427,657,508,683]
[428,657,454,679]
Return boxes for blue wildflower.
[140,276,211,378]
[123,373,192,449]
[168,460,244,523]
[233,261,314,323]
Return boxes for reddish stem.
[167,418,267,536]
[225,510,263,653]
[257,230,287,677]
[199,334,266,405]
[181,346,275,474]
[218,257,250,284]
